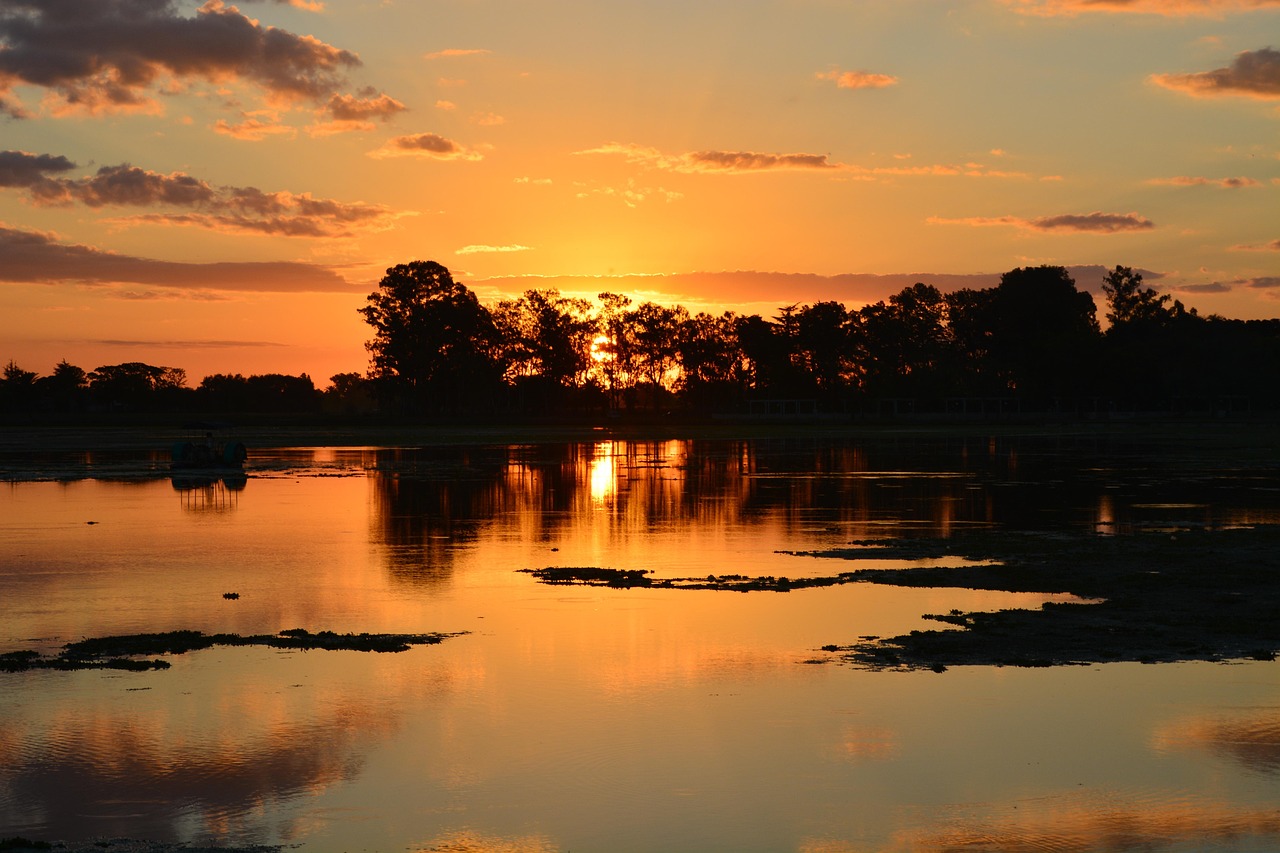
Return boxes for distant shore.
[3,412,1279,457]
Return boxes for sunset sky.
[1,0,1277,384]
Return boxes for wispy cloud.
[0,0,376,117]
[369,132,484,161]
[1231,238,1280,251]
[815,69,899,90]
[578,142,1029,179]
[213,115,299,141]
[575,180,684,207]
[0,223,352,292]
[455,244,533,255]
[1,152,406,238]
[929,211,1155,232]
[578,143,842,173]
[1003,0,1280,15]
[1179,275,1280,293]
[1151,48,1280,100]
[424,49,493,60]
[1148,175,1263,187]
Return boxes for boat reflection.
[171,472,248,513]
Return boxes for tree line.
[5,260,1280,420]
[0,361,336,417]
[358,260,1280,418]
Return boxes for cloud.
[474,266,1141,306]
[1003,0,1280,15]
[368,132,483,161]
[0,0,367,117]
[577,142,839,173]
[929,211,1155,233]
[1152,48,1280,100]
[1148,175,1263,187]
[578,142,1031,179]
[309,89,407,135]
[1231,238,1280,251]
[455,244,533,255]
[0,150,76,187]
[213,114,298,141]
[4,157,405,237]
[0,223,353,291]
[816,69,899,89]
[1171,275,1280,292]
[574,180,684,207]
[424,48,492,60]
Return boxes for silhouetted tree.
[0,360,38,413]
[675,310,741,410]
[197,373,319,413]
[630,302,687,404]
[37,360,88,412]
[88,362,188,411]
[987,266,1100,399]
[359,261,503,414]
[595,292,637,408]
[494,289,596,388]
[325,372,376,414]
[735,314,791,394]
[793,301,852,399]
[855,284,952,398]
[1102,265,1173,329]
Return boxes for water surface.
[3,430,1280,851]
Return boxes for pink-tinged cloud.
[0,0,367,117]
[930,211,1155,232]
[424,49,492,60]
[213,116,298,141]
[1152,48,1280,100]
[1148,175,1262,187]
[816,69,899,89]
[251,0,325,10]
[0,223,353,292]
[369,133,483,161]
[4,157,404,237]
[1004,0,1280,15]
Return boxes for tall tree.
[988,266,1100,398]
[1101,265,1172,329]
[359,261,502,413]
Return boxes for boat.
[171,426,248,470]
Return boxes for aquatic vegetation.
[0,629,466,673]
[805,525,1280,670]
[522,525,1280,670]
[520,566,863,592]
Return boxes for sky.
[1,0,1277,385]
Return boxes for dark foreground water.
[2,427,1280,852]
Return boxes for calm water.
[3,430,1280,852]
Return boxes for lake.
[3,425,1280,852]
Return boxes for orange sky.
[1,0,1277,384]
